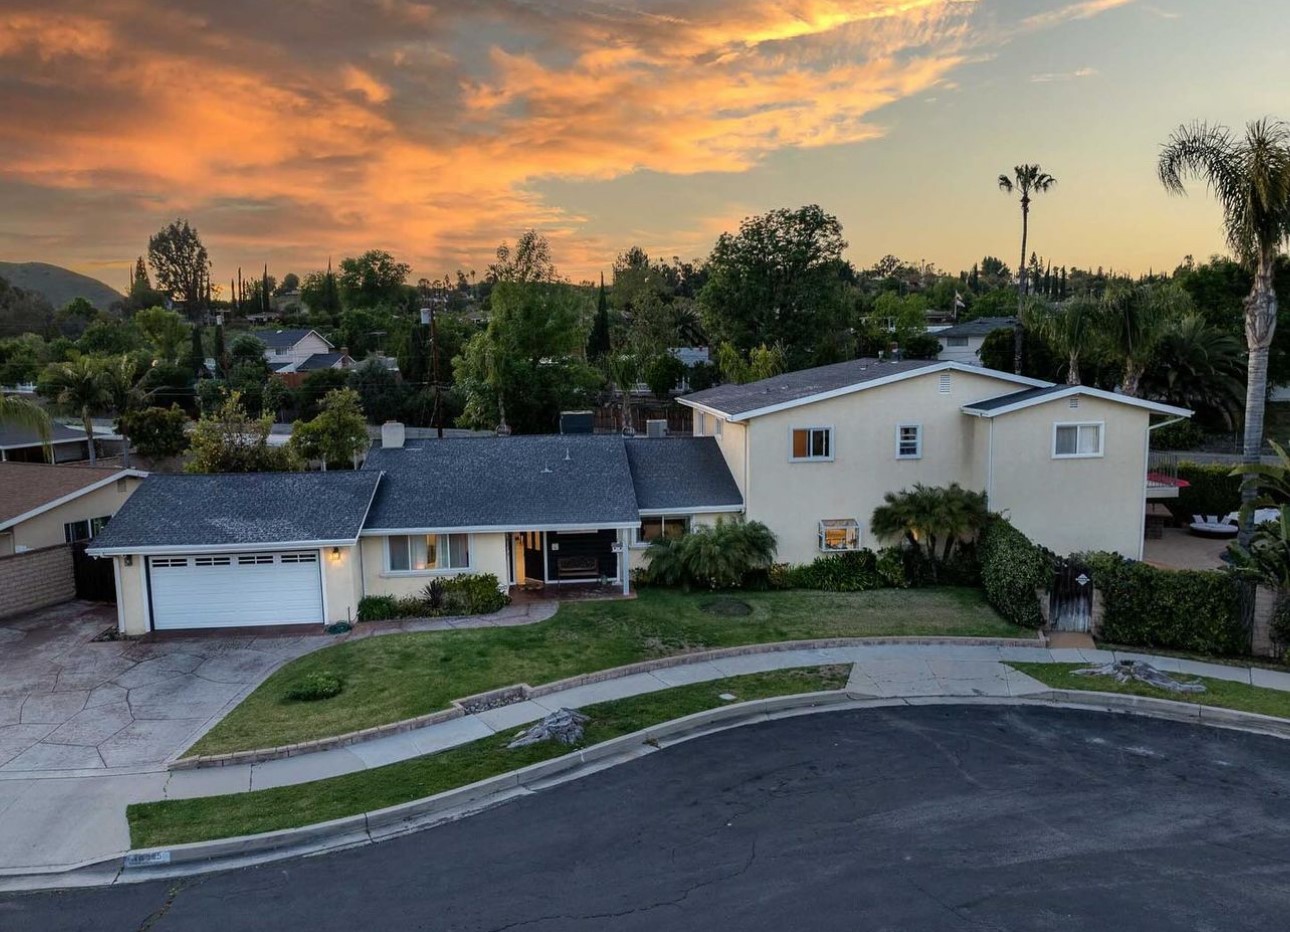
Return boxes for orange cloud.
[0,0,1131,283]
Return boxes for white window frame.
[789,426,834,463]
[1052,421,1104,459]
[896,423,923,460]
[384,533,474,574]
[944,336,969,348]
[818,519,861,552]
[633,515,693,548]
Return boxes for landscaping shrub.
[284,671,344,702]
[875,547,909,589]
[356,575,508,621]
[977,518,1052,629]
[1169,462,1242,523]
[1081,551,1246,655]
[1151,419,1208,451]
[356,595,401,621]
[645,520,777,589]
[789,549,881,591]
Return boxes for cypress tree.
[188,325,205,375]
[213,320,226,378]
[262,264,270,315]
[587,272,612,359]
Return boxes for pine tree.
[133,256,150,290]
[587,272,612,359]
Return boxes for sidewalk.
[4,640,1290,878]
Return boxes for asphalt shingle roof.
[0,464,135,527]
[935,316,1016,339]
[87,472,381,552]
[252,328,329,351]
[681,357,944,419]
[296,352,349,371]
[363,435,641,529]
[962,385,1068,412]
[624,438,742,511]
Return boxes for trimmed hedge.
[356,574,509,622]
[977,519,1052,629]
[1081,552,1246,655]
[1169,462,1242,523]
[782,548,910,592]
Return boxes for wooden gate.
[1048,558,1093,632]
[71,541,116,603]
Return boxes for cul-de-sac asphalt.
[4,705,1289,931]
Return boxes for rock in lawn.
[1072,660,1205,694]
[508,708,589,748]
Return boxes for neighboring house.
[934,317,1016,366]
[89,427,742,634]
[0,422,94,463]
[0,463,146,556]
[680,358,1189,564]
[90,358,1189,635]
[254,328,337,370]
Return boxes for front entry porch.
[507,528,632,596]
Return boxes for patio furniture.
[1188,514,1238,538]
[1223,508,1282,527]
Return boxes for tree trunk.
[1014,196,1030,373]
[120,421,131,469]
[1238,254,1279,549]
[82,407,97,465]
[1122,362,1143,398]
[1067,352,1080,386]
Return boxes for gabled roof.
[0,464,146,530]
[935,316,1016,339]
[624,438,743,512]
[296,352,351,371]
[679,358,1045,421]
[253,328,333,351]
[363,436,642,532]
[0,422,89,449]
[87,472,381,555]
[962,384,1193,418]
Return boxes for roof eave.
[86,536,361,557]
[0,469,148,532]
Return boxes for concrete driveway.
[0,602,324,773]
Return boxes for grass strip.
[1010,662,1290,720]
[189,586,1015,757]
[131,665,850,848]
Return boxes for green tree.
[289,387,370,469]
[294,368,351,420]
[78,318,143,356]
[699,205,850,369]
[1141,313,1245,429]
[185,391,299,473]
[300,264,342,316]
[488,230,558,283]
[998,165,1057,371]
[348,357,408,424]
[99,354,146,467]
[1021,295,1099,385]
[39,355,112,465]
[187,325,205,375]
[1160,119,1290,545]
[148,218,210,313]
[454,281,599,433]
[228,333,268,368]
[1099,282,1191,397]
[337,251,410,308]
[276,272,300,295]
[0,395,52,452]
[644,520,777,589]
[587,273,612,360]
[133,306,188,363]
[117,405,189,460]
[643,352,686,400]
[870,483,989,582]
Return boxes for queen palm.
[0,395,53,457]
[1159,119,1290,545]
[1021,295,1099,385]
[41,356,112,465]
[998,164,1057,372]
[1098,282,1191,397]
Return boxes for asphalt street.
[3,705,1289,931]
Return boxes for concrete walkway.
[4,640,1290,878]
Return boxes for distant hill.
[0,262,122,311]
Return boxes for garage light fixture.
[330,547,341,561]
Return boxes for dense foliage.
[1168,462,1244,522]
[356,574,509,621]
[781,548,909,592]
[977,519,1052,629]
[1082,551,1246,655]
[870,483,989,583]
[644,520,777,590]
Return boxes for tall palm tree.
[1159,119,1290,546]
[999,164,1057,372]
[0,395,53,459]
[1098,282,1192,397]
[1021,295,1099,385]
[42,356,112,465]
[99,355,144,468]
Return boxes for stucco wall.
[739,369,1013,566]
[986,395,1149,559]
[115,555,150,636]
[322,544,363,624]
[9,476,143,552]
[626,512,732,572]
[360,533,509,599]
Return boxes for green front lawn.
[1010,662,1290,719]
[132,666,849,847]
[189,586,1017,757]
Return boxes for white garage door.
[148,551,324,630]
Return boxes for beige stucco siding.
[984,396,1149,559]
[360,533,509,599]
[115,555,150,636]
[321,545,363,624]
[740,369,1013,566]
[694,415,749,501]
[8,476,143,553]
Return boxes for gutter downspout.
[1141,416,1187,561]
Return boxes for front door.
[522,532,545,583]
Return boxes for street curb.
[10,685,1289,894]
[172,634,1047,770]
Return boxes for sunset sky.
[1,0,1286,292]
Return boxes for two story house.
[90,359,1188,634]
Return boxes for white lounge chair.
[1189,514,1238,537]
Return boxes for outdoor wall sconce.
[124,555,133,566]
[330,547,341,561]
